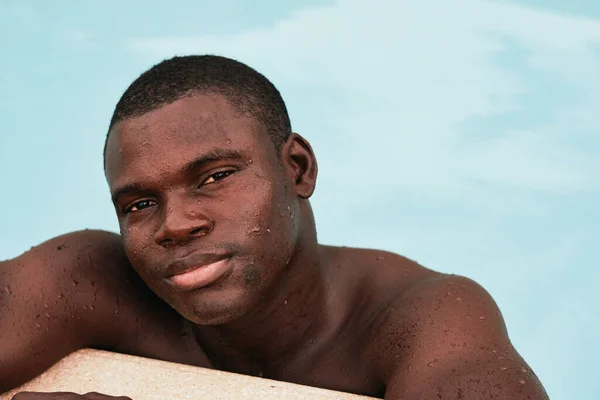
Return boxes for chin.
[189,311,244,326]
[177,287,255,326]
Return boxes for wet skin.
[0,94,549,399]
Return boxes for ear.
[281,133,318,199]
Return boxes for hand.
[12,392,132,400]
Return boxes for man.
[1,55,548,399]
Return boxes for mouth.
[166,254,232,290]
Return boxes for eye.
[124,199,157,213]
[202,170,234,186]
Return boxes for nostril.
[159,238,174,247]
[189,228,205,237]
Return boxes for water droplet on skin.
[142,142,150,146]
[36,323,41,328]
[227,139,232,144]
[446,292,453,296]
[456,297,462,301]
[266,229,271,233]
[500,367,508,371]
[479,316,485,320]
[377,256,384,260]
[197,200,202,204]
[249,227,260,234]
[4,286,10,294]
[519,379,526,384]
[248,159,253,164]
[284,300,288,305]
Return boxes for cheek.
[121,235,141,268]
[119,216,157,258]
[243,178,293,237]
[242,264,262,288]
[121,231,155,276]
[247,182,298,263]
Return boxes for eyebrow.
[111,183,145,204]
[111,148,246,204]
[179,148,246,177]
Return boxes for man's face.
[105,94,300,324]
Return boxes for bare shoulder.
[1,229,139,338]
[325,246,437,343]
[0,230,193,392]
[2,230,138,297]
[2,229,154,323]
[328,246,438,300]
[353,255,549,399]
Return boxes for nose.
[154,200,213,247]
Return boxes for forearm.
[11,392,132,399]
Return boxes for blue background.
[1,1,598,398]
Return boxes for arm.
[0,230,148,392]
[12,392,131,399]
[370,275,549,399]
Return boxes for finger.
[12,392,81,399]
[11,392,40,400]
[83,393,132,400]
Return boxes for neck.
[193,226,328,375]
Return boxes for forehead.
[105,94,269,186]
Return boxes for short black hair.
[104,55,292,160]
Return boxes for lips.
[165,252,231,290]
